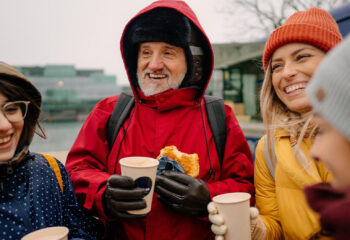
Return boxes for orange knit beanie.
[263,7,342,70]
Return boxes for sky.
[0,0,232,86]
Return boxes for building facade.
[17,65,120,121]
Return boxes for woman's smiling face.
[271,43,325,113]
[0,93,24,162]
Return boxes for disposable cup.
[212,192,251,240]
[119,156,159,214]
[21,226,69,240]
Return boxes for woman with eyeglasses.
[0,62,103,240]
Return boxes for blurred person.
[65,0,254,239]
[0,62,103,240]
[304,35,350,240]
[208,7,342,240]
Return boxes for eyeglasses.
[1,101,30,123]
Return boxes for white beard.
[137,68,186,96]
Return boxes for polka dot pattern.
[0,152,103,240]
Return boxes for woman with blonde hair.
[208,7,342,240]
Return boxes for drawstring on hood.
[0,145,29,176]
[120,0,214,100]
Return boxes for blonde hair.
[260,60,317,178]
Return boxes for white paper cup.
[21,226,69,240]
[212,192,251,240]
[119,156,159,215]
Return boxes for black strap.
[204,95,226,166]
[107,92,135,151]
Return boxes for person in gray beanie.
[304,35,350,240]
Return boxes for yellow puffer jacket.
[255,130,331,240]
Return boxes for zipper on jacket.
[0,173,14,198]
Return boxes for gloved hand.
[103,174,148,219]
[250,207,267,240]
[207,203,267,240]
[155,170,210,216]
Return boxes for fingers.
[107,174,148,200]
[156,175,188,194]
[160,170,193,185]
[211,224,227,235]
[108,198,146,211]
[107,186,147,200]
[108,174,135,188]
[207,202,218,214]
[155,184,184,204]
[155,174,188,204]
[250,207,259,219]
[208,201,227,237]
[215,236,225,240]
[208,202,225,225]
[209,212,225,225]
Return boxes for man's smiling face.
[137,42,187,96]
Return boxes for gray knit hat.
[307,35,350,141]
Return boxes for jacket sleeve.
[254,136,283,240]
[206,105,254,203]
[65,97,117,219]
[59,160,104,240]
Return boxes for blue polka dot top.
[0,151,103,240]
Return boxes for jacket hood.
[0,62,41,107]
[120,0,214,100]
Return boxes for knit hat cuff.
[307,58,350,141]
[263,23,342,70]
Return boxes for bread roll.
[158,145,199,178]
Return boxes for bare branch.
[218,0,350,42]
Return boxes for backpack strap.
[105,93,226,167]
[41,153,64,193]
[107,92,135,152]
[263,136,276,179]
[204,95,226,166]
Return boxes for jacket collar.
[136,87,199,112]
[0,146,29,175]
[274,134,322,187]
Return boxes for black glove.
[155,170,210,216]
[103,174,148,219]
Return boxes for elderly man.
[66,1,254,239]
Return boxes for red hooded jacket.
[66,1,254,239]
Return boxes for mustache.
[141,68,171,78]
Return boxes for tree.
[218,0,350,42]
